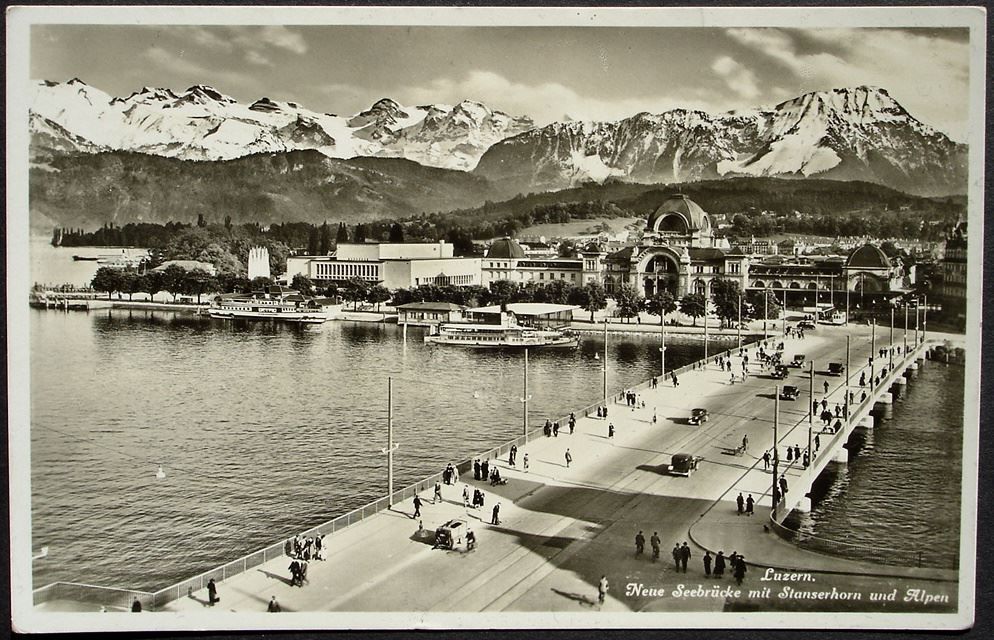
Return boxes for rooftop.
[470,303,578,316]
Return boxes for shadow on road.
[551,588,597,607]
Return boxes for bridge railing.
[33,582,154,611]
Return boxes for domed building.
[603,195,748,298]
[486,237,526,260]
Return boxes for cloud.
[254,26,307,55]
[142,46,259,93]
[245,50,272,67]
[725,28,970,140]
[393,70,733,126]
[711,56,761,100]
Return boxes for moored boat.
[208,286,328,324]
[425,312,578,348]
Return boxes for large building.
[285,242,481,290]
[936,220,967,321]
[481,238,606,287]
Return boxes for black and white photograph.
[6,4,986,633]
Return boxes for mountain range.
[28,80,968,230]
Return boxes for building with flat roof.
[395,302,466,326]
[285,241,482,290]
[466,303,577,329]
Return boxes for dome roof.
[487,237,525,259]
[846,243,892,269]
[646,195,711,233]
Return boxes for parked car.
[828,362,846,376]
[791,354,807,368]
[798,319,816,330]
[434,519,471,551]
[780,385,800,400]
[689,408,709,425]
[771,364,790,379]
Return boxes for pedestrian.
[746,494,755,516]
[803,451,810,467]
[779,475,788,495]
[762,450,770,470]
[433,481,443,504]
[481,459,489,481]
[603,405,609,419]
[569,413,576,434]
[714,551,726,578]
[672,544,681,571]
[680,542,691,572]
[509,444,517,466]
[491,503,501,525]
[786,446,793,462]
[734,556,747,585]
[597,406,603,418]
[650,532,661,562]
[598,575,609,605]
[553,421,560,437]
[742,434,749,452]
[703,551,712,577]
[652,408,657,424]
[207,578,218,606]
[812,399,818,415]
[736,492,744,515]
[849,391,855,404]
[267,596,281,612]
[821,398,828,411]
[473,459,481,480]
[815,434,821,451]
[131,599,142,612]
[289,558,301,587]
[794,444,801,460]
[672,372,679,387]
[608,422,615,438]
[523,453,530,472]
[565,448,573,468]
[413,495,423,518]
[635,530,645,555]
[463,484,470,508]
[824,380,829,394]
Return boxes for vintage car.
[828,362,846,376]
[689,408,709,425]
[798,319,816,330]
[791,354,807,368]
[434,518,472,551]
[669,453,702,477]
[780,385,800,400]
[771,364,790,379]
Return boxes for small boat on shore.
[208,286,328,324]
[425,312,578,349]
[72,255,99,261]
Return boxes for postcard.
[7,4,985,633]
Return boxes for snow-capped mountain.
[473,86,966,196]
[29,79,534,171]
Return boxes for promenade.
[140,322,958,615]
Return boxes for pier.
[33,322,960,614]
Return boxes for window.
[539,273,545,280]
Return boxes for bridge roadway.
[158,323,955,615]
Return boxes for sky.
[30,25,971,141]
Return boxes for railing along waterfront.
[767,341,935,569]
[33,582,154,611]
[39,329,761,610]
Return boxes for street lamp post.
[773,385,780,508]
[737,293,743,351]
[522,348,530,440]
[914,299,920,349]
[870,319,876,389]
[904,303,909,355]
[603,319,609,409]
[845,334,851,408]
[383,377,398,506]
[659,312,666,377]
[922,294,928,345]
[704,299,710,364]
[808,361,814,465]
[764,288,769,339]
[889,307,895,369]
[845,274,850,326]
[782,289,788,337]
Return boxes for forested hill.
[29,149,498,232]
[423,177,964,240]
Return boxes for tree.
[91,267,124,300]
[335,222,350,244]
[343,277,369,310]
[319,222,332,254]
[120,269,144,301]
[183,268,217,305]
[160,264,189,302]
[645,290,677,324]
[744,289,782,321]
[216,272,250,294]
[614,284,644,324]
[543,279,573,305]
[354,224,367,243]
[307,226,320,255]
[710,279,743,329]
[389,223,405,243]
[291,274,315,295]
[680,293,707,326]
[250,276,274,291]
[139,271,165,301]
[486,280,520,307]
[577,281,607,322]
[367,284,391,312]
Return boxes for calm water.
[30,308,712,591]
[31,237,148,288]
[787,362,964,569]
